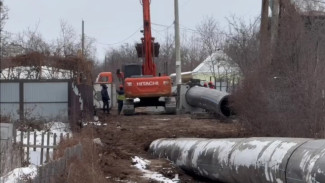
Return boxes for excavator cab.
[123,64,143,78]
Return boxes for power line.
[151,22,174,32]
[96,26,142,46]
[152,22,200,34]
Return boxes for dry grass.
[54,127,107,183]
[232,2,325,138]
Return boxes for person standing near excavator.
[117,85,125,115]
[101,84,110,114]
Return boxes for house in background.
[170,50,240,92]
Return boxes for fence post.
[46,132,50,163]
[38,166,42,183]
[20,131,23,144]
[53,133,57,157]
[46,164,50,183]
[13,125,17,144]
[40,133,44,164]
[20,131,24,163]
[27,130,30,163]
[33,131,37,151]
[226,78,229,92]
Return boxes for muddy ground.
[89,108,245,183]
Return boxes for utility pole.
[105,55,107,71]
[174,0,181,85]
[0,0,3,74]
[260,0,270,65]
[81,20,85,58]
[270,0,279,50]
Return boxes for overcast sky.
[4,0,261,61]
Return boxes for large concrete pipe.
[185,86,231,117]
[149,138,325,183]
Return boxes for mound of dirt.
[90,108,244,182]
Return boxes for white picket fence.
[14,130,70,165]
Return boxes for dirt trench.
[89,108,244,182]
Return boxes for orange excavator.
[121,0,176,115]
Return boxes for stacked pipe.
[185,86,231,117]
[149,138,325,183]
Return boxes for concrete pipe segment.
[185,86,231,117]
[149,138,325,183]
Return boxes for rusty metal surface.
[149,138,325,183]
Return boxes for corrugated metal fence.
[0,80,71,122]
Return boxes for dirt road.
[92,108,243,182]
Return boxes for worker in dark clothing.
[117,85,125,115]
[101,84,110,114]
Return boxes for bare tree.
[0,1,12,59]
[0,0,8,33]
[196,16,225,86]
[232,0,325,137]
[155,32,175,75]
[293,0,325,12]
[224,16,260,76]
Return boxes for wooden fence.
[32,143,82,183]
[15,131,70,165]
[1,143,82,183]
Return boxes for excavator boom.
[121,0,175,115]
[142,0,156,76]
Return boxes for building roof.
[192,51,238,75]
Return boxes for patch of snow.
[256,140,297,182]
[1,122,71,182]
[15,122,71,166]
[230,140,271,169]
[82,121,107,126]
[276,178,284,183]
[154,118,171,121]
[132,156,179,183]
[71,83,83,110]
[302,149,325,182]
[93,138,104,146]
[0,165,38,183]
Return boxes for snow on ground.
[16,122,71,166]
[132,156,180,183]
[82,115,107,127]
[0,165,38,183]
[82,121,107,127]
[0,122,71,183]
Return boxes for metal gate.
[0,80,71,122]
